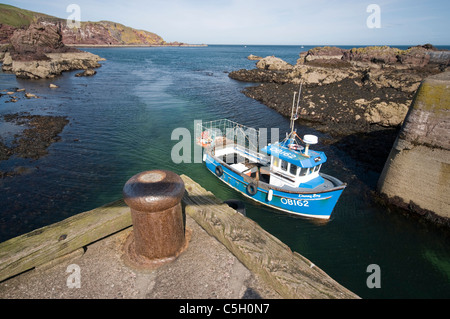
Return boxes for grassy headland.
[0,3,197,46]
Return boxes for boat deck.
[275,175,335,192]
[213,144,345,191]
[218,154,343,193]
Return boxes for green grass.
[0,3,165,45]
[0,3,61,27]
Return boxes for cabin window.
[281,160,288,171]
[299,167,308,176]
[289,163,298,175]
[273,157,279,168]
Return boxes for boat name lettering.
[281,198,309,207]
[271,148,296,159]
[298,194,321,199]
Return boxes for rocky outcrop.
[0,24,16,44]
[75,69,97,77]
[343,46,402,65]
[2,51,104,79]
[229,45,448,174]
[256,56,293,71]
[288,64,358,85]
[298,46,346,65]
[1,23,104,79]
[230,45,448,133]
[377,71,450,224]
[363,101,411,127]
[231,45,447,89]
[7,23,75,60]
[342,44,449,69]
[247,54,262,61]
[0,112,69,178]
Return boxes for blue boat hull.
[205,154,345,219]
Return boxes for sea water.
[0,45,449,298]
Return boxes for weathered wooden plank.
[180,174,359,299]
[0,199,132,282]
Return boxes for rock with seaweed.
[229,45,449,174]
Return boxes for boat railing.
[196,119,261,153]
[234,145,270,166]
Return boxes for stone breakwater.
[0,23,105,79]
[230,45,449,173]
[377,71,450,224]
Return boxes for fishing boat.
[196,85,346,219]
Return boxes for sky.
[3,0,450,45]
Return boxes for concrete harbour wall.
[377,71,450,223]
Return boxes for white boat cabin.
[261,135,327,189]
[268,154,323,188]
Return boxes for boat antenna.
[290,91,297,134]
[295,81,302,120]
[290,81,303,136]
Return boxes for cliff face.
[7,23,77,61]
[1,22,105,79]
[0,4,172,79]
[59,21,166,46]
[377,71,450,224]
[0,4,167,46]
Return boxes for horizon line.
[200,43,450,47]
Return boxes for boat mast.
[289,92,297,135]
[289,82,303,136]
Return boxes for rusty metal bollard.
[122,170,189,270]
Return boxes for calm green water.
[0,45,449,298]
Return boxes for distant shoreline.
[66,44,208,48]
